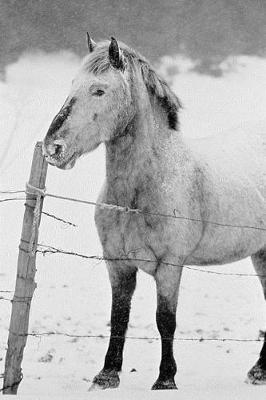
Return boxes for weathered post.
[3,142,48,394]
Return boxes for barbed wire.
[42,211,77,227]
[35,243,266,278]
[0,331,264,392]
[0,295,32,303]
[3,187,266,233]
[1,235,265,303]
[4,330,265,343]
[0,378,22,394]
[0,195,77,227]
[0,297,11,302]
[0,197,25,203]
[2,186,266,392]
[1,188,266,288]
[0,190,24,194]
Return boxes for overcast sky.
[2,0,266,76]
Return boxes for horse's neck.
[105,105,180,205]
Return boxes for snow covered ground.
[1,51,266,399]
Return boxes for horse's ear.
[86,32,96,52]
[109,37,124,70]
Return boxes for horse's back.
[188,121,266,191]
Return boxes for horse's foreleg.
[152,265,182,390]
[247,250,266,384]
[90,263,137,390]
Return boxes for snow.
[1,51,266,399]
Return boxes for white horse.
[43,36,266,390]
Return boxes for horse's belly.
[186,132,266,265]
[185,223,266,266]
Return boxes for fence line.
[3,187,266,233]
[1,187,266,354]
[0,195,77,227]
[3,236,266,278]
[0,197,26,203]
[0,296,33,303]
[4,331,266,343]
[0,381,22,394]
[42,211,77,227]
[0,333,263,393]
[0,297,11,302]
[4,148,266,393]
[35,243,266,278]
[1,190,266,281]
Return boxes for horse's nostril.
[44,140,65,159]
[54,144,62,156]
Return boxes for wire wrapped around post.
[26,183,46,256]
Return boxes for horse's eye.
[92,89,105,97]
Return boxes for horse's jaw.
[58,156,77,170]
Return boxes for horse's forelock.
[83,42,111,74]
[83,41,181,130]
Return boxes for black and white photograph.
[1,1,266,398]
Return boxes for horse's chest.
[95,203,168,274]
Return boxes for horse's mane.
[83,41,181,130]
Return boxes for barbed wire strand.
[0,297,11,302]
[35,243,266,278]
[5,331,265,342]
[0,332,263,392]
[0,378,23,393]
[42,211,77,227]
[0,196,77,228]
[26,202,77,227]
[0,197,25,203]
[1,188,266,388]
[2,242,264,303]
[0,296,32,303]
[0,190,24,194]
[3,187,266,233]
[36,191,266,233]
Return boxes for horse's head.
[43,37,135,169]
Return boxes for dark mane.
[83,41,181,130]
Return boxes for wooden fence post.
[3,141,48,394]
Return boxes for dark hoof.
[89,369,120,391]
[151,378,177,390]
[246,363,266,385]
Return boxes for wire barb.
[42,211,77,227]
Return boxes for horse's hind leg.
[247,249,266,384]
[152,265,182,390]
[90,262,137,390]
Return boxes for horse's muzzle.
[42,139,76,169]
[42,139,65,162]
